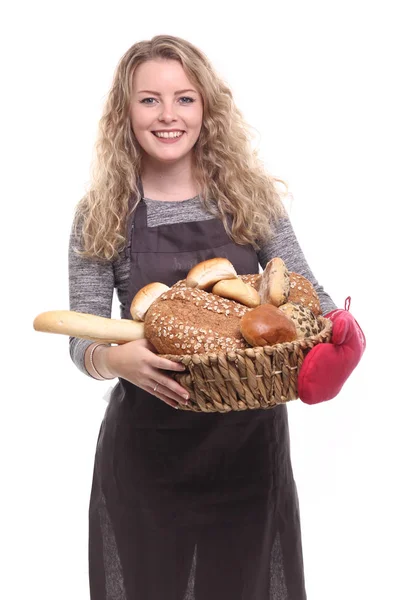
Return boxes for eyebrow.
[137,89,198,95]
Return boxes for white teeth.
[154,131,184,139]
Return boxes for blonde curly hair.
[73,34,288,261]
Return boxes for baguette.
[33,310,145,344]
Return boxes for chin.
[147,148,194,164]
[158,153,189,163]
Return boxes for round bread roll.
[144,281,250,355]
[258,258,290,306]
[186,257,238,290]
[239,303,297,347]
[288,273,322,316]
[130,282,170,321]
[278,302,320,338]
[212,278,260,308]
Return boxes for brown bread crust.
[144,280,250,355]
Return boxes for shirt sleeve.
[68,219,115,377]
[257,216,337,315]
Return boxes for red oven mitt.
[297,297,366,405]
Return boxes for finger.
[152,374,190,401]
[144,385,182,409]
[152,356,186,372]
[158,392,184,410]
[151,381,190,406]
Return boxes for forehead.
[132,59,198,92]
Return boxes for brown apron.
[88,190,307,599]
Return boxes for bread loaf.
[239,303,297,347]
[144,280,250,355]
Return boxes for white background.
[2,1,399,598]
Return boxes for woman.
[69,35,364,600]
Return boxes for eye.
[140,98,157,104]
[179,97,195,104]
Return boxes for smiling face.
[129,59,204,167]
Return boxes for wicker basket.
[163,315,332,413]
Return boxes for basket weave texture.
[163,315,332,413]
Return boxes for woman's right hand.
[100,339,190,409]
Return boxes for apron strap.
[133,200,147,229]
[133,176,147,228]
[123,178,146,258]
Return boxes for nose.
[158,101,177,123]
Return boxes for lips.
[152,130,185,139]
[152,130,185,133]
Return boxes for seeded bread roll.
[278,302,320,338]
[212,278,260,308]
[239,303,297,347]
[130,282,170,321]
[144,280,250,355]
[258,258,290,306]
[288,273,322,316]
[186,257,238,290]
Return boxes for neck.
[140,154,199,201]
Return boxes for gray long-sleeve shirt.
[69,196,336,377]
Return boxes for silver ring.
[153,383,159,393]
